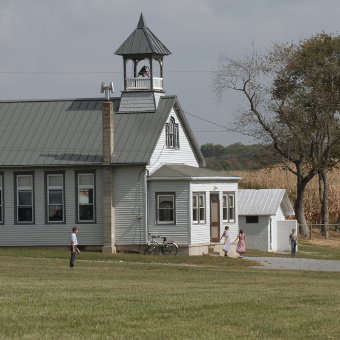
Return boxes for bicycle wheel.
[163,243,178,255]
[162,244,171,255]
[144,244,155,255]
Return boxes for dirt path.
[246,256,340,272]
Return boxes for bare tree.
[214,34,340,237]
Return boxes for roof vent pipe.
[101,82,114,101]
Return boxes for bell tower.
[115,13,171,92]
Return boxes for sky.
[1,0,339,147]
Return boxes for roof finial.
[137,13,147,28]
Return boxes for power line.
[0,70,215,75]
[0,71,122,75]
[183,110,255,138]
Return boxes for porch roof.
[148,164,241,181]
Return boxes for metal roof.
[0,99,104,166]
[112,95,205,166]
[0,94,205,167]
[238,189,294,216]
[117,91,156,113]
[115,13,171,56]
[149,164,241,180]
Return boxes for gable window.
[15,173,34,223]
[246,216,259,224]
[223,193,235,222]
[156,193,175,224]
[193,193,205,223]
[76,172,95,223]
[0,174,3,224]
[166,117,179,149]
[46,173,64,223]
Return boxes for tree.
[214,33,340,237]
[200,143,215,158]
[272,34,340,237]
[214,144,226,159]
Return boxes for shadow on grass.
[0,248,261,269]
[1,240,338,270]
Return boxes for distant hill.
[200,142,275,171]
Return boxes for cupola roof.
[115,13,171,57]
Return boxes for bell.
[138,66,149,77]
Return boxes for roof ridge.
[164,164,187,176]
[0,97,120,103]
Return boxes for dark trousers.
[70,246,77,267]
[291,240,297,256]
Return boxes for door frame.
[210,193,220,242]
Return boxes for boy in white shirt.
[70,227,80,267]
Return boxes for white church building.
[0,14,242,255]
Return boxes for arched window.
[165,117,179,148]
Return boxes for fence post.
[310,224,312,240]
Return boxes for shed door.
[210,197,220,242]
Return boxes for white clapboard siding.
[190,181,239,244]
[148,180,190,244]
[148,108,199,174]
[0,168,103,246]
[114,166,146,245]
[3,171,14,226]
[239,215,270,251]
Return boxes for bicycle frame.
[144,234,178,255]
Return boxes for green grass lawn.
[0,248,339,339]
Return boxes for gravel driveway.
[245,256,340,272]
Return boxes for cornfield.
[229,167,340,225]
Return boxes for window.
[246,216,259,224]
[156,193,175,224]
[46,173,64,223]
[16,173,34,223]
[193,193,205,223]
[166,117,179,148]
[223,193,235,222]
[76,172,95,223]
[0,174,3,224]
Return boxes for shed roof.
[238,189,294,216]
[0,94,205,167]
[149,164,240,181]
[115,13,171,56]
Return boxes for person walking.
[70,227,80,267]
[220,226,231,257]
[233,229,247,258]
[289,229,298,256]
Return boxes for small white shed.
[238,189,297,252]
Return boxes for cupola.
[115,13,171,92]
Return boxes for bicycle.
[144,235,178,255]
[144,234,160,255]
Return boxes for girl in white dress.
[220,226,230,257]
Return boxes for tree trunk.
[295,187,309,237]
[294,163,317,237]
[319,169,329,238]
[295,174,310,237]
